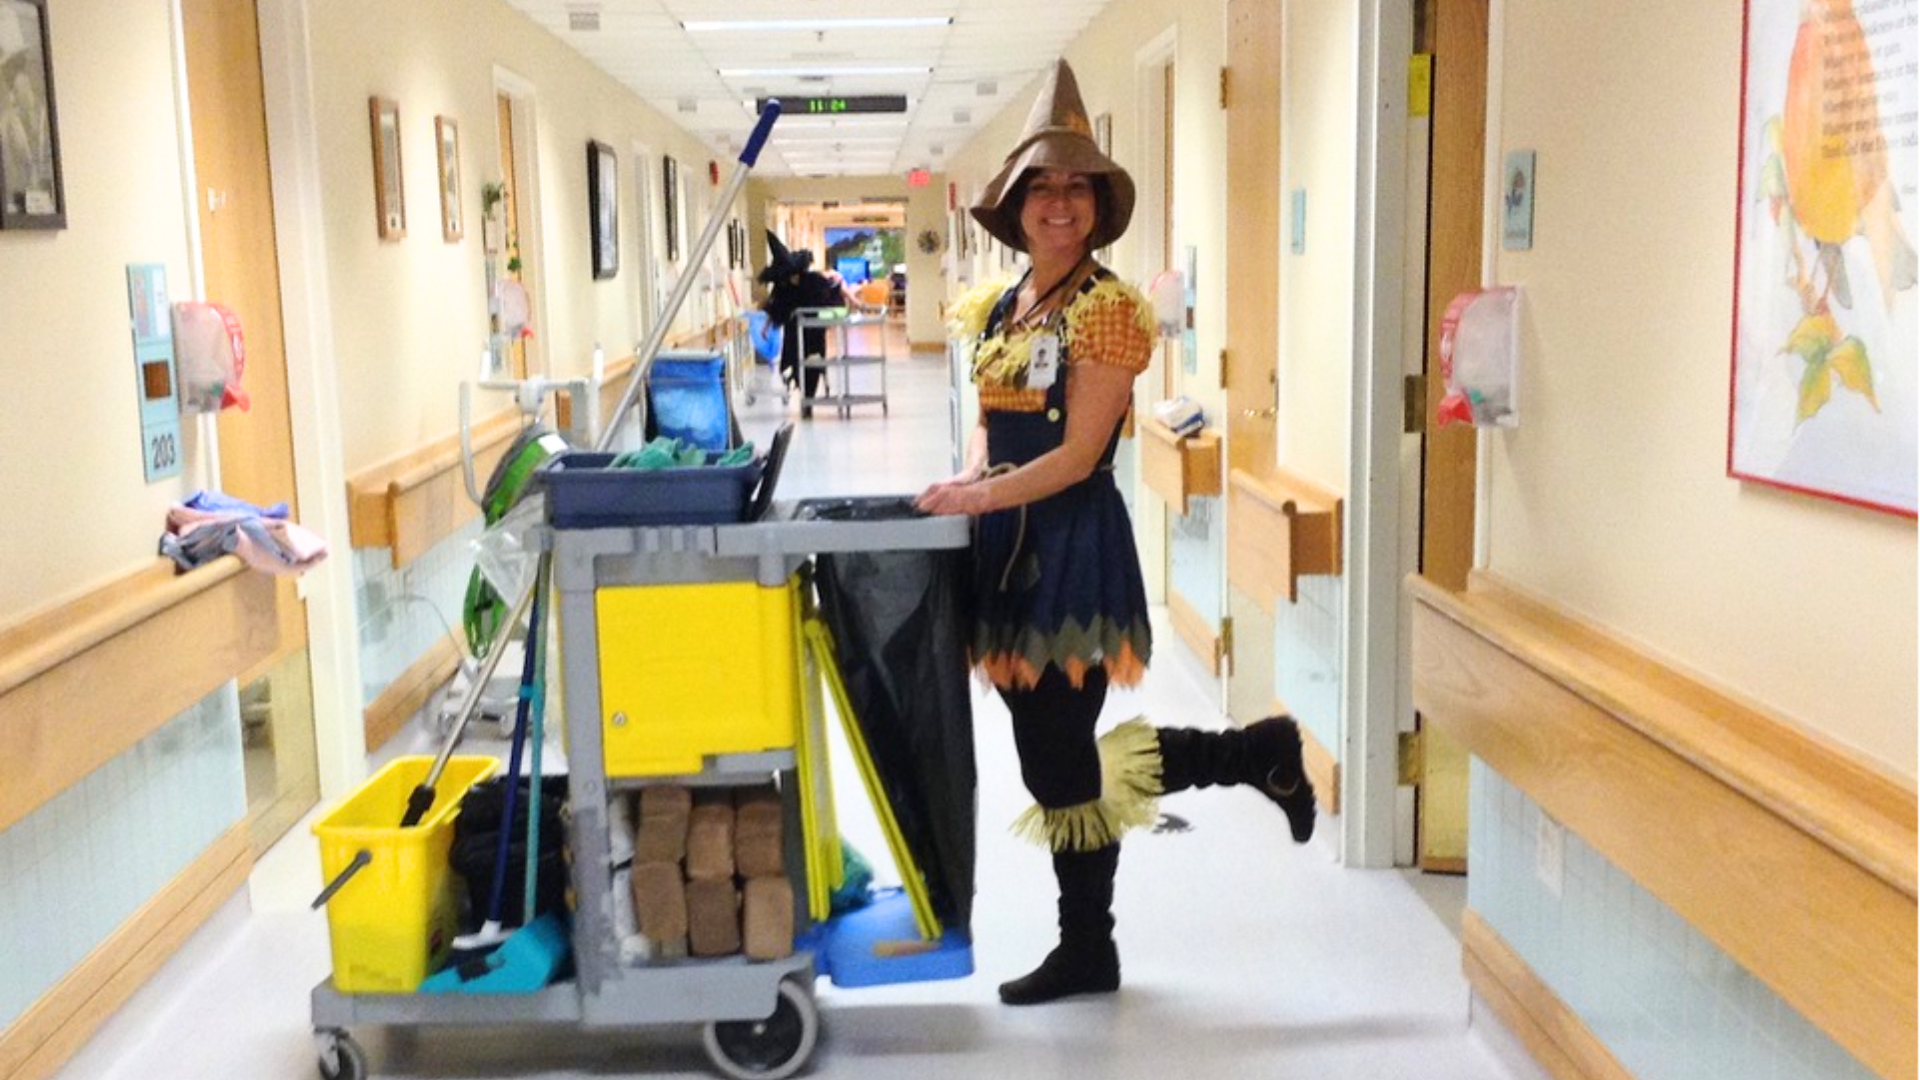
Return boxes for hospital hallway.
[51,338,1541,1080]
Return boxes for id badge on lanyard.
[1027,332,1061,391]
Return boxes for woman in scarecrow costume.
[758,232,856,413]
[916,59,1317,1006]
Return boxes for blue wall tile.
[352,521,481,707]
[1468,759,1875,1080]
[0,685,244,1030]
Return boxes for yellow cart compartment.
[595,578,802,776]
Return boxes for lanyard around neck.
[1012,256,1090,328]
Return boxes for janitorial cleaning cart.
[309,101,979,1080]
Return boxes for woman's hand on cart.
[915,469,988,517]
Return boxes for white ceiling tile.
[501,0,1119,177]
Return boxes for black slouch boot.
[998,844,1122,1005]
[1155,715,1317,842]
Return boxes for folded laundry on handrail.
[609,437,755,471]
[160,489,329,574]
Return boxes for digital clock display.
[759,95,908,116]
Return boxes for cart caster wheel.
[315,1029,368,1080]
[702,979,819,1080]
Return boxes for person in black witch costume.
[914,59,1318,1007]
[758,231,857,414]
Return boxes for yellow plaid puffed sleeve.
[1064,276,1155,374]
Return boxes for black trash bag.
[812,500,977,932]
[450,774,570,931]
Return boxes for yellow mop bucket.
[312,755,497,993]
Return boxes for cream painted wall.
[0,0,197,619]
[306,0,733,472]
[1488,1,1916,777]
[1278,0,1357,490]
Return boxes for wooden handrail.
[1411,571,1915,1080]
[0,556,278,834]
[345,408,524,568]
[0,558,241,699]
[1411,572,1916,895]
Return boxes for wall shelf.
[1226,467,1343,608]
[1139,418,1221,514]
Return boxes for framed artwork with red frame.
[1727,0,1916,517]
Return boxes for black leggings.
[997,667,1110,810]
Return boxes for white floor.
[54,341,1545,1080]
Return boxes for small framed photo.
[661,154,680,262]
[434,115,461,242]
[588,140,618,279]
[0,0,66,229]
[369,96,404,239]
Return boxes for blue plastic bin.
[649,352,730,451]
[540,451,763,529]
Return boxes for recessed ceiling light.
[686,17,952,32]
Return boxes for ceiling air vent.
[567,6,601,32]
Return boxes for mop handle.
[407,104,782,827]
[521,554,554,922]
[402,583,534,826]
[598,101,781,453]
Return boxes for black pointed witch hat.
[758,230,813,284]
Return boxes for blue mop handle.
[483,580,543,928]
[741,99,780,166]
[598,101,782,451]
[521,555,553,924]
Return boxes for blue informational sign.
[127,264,183,482]
[1182,244,1198,374]
[1290,189,1307,254]
[1502,151,1537,251]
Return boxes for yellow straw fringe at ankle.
[1011,718,1165,852]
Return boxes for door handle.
[1240,407,1277,419]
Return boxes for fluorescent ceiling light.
[685,17,951,32]
[721,66,930,78]
[770,115,910,128]
[772,136,902,145]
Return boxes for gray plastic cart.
[311,496,967,1080]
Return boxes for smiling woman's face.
[1018,169,1098,261]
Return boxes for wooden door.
[1412,0,1489,873]
[182,0,318,852]
[1222,0,1283,724]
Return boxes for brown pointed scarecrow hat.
[970,59,1135,253]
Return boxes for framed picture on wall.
[661,154,680,262]
[368,96,405,239]
[588,140,618,279]
[0,0,66,229]
[434,115,461,242]
[1728,0,1917,517]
